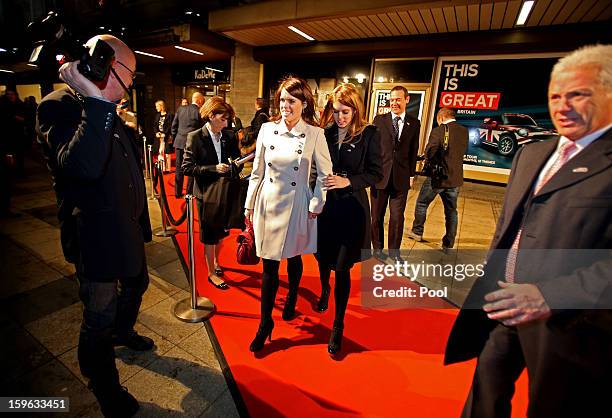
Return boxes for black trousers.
[464,322,611,418]
[77,259,149,389]
[370,183,408,256]
[174,147,194,198]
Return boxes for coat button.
[267,162,272,167]
[269,178,273,182]
[124,153,128,157]
[293,166,298,171]
[300,133,305,138]
[297,150,302,154]
[270,145,275,150]
[128,183,133,189]
[291,182,296,186]
[274,131,278,135]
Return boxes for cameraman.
[36,34,152,417]
[408,107,468,251]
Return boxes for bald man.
[37,35,151,417]
[171,91,204,197]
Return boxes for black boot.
[327,325,344,356]
[282,290,298,320]
[249,321,274,352]
[316,285,331,313]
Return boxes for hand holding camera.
[59,60,103,98]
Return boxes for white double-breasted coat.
[245,119,332,261]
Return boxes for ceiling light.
[134,50,164,59]
[27,63,38,67]
[174,46,204,56]
[288,26,315,41]
[516,1,535,25]
[0,48,6,52]
[356,74,366,83]
[185,11,193,15]
[205,67,223,73]
[0,69,15,73]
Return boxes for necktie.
[504,140,577,283]
[392,116,401,141]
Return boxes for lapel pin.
[572,167,588,173]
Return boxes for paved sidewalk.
[0,153,240,418]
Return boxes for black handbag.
[422,125,449,187]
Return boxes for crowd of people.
[23,30,612,418]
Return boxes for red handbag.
[237,216,259,265]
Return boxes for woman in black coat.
[317,83,383,356]
[153,100,174,172]
[182,97,241,289]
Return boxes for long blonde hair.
[320,83,368,143]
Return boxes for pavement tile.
[25,302,83,356]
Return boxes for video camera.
[28,11,114,82]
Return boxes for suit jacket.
[372,112,420,191]
[181,127,241,200]
[171,103,201,149]
[425,121,468,188]
[445,129,612,365]
[37,87,152,281]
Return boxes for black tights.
[260,255,303,324]
[319,265,351,329]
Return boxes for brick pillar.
[229,43,262,127]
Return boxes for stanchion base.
[173,297,215,323]
[154,227,178,237]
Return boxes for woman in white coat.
[245,76,332,352]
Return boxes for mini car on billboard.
[469,113,558,157]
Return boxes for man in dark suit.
[172,91,204,198]
[371,85,421,260]
[409,107,468,251]
[250,97,269,137]
[37,34,153,417]
[445,44,612,418]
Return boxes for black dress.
[316,124,383,271]
[182,127,242,244]
[153,111,174,153]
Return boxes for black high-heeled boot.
[316,285,331,313]
[328,325,344,356]
[282,291,297,321]
[249,321,274,352]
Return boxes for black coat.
[372,112,420,191]
[171,103,201,149]
[317,124,384,270]
[37,88,152,281]
[182,127,244,230]
[425,121,468,188]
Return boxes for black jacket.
[171,103,201,149]
[425,120,468,188]
[317,124,384,269]
[37,88,152,281]
[181,127,241,199]
[372,112,421,191]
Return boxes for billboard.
[432,55,561,173]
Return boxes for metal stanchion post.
[148,145,157,200]
[173,195,215,322]
[154,161,177,237]
[143,137,150,179]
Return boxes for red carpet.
[158,171,529,417]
